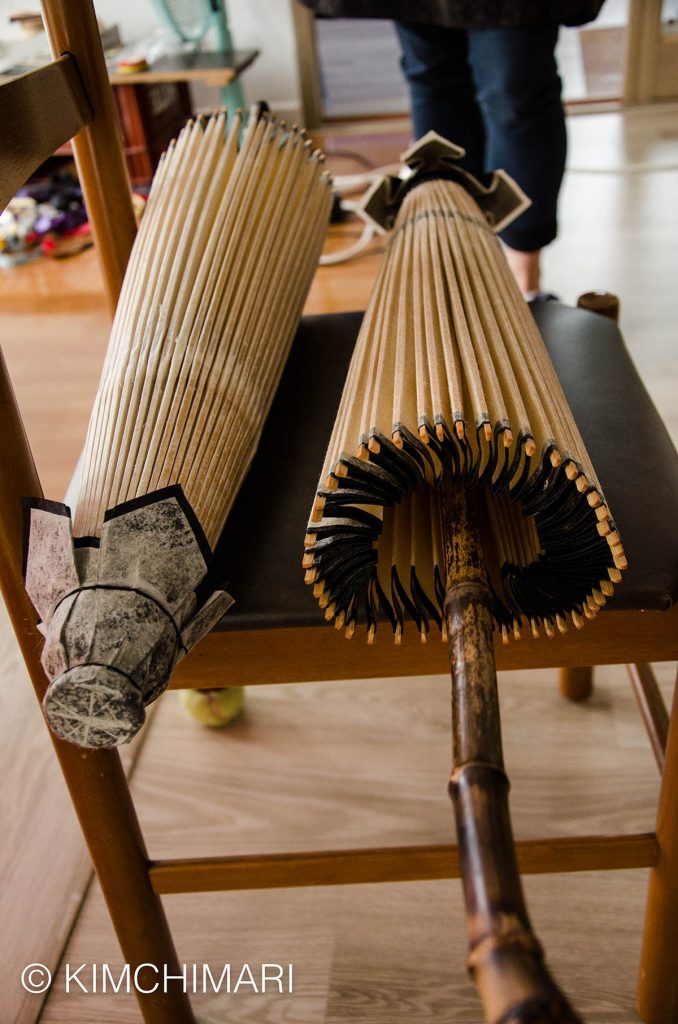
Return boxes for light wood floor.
[1,104,677,1024]
[37,665,676,1023]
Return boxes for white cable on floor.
[320,220,378,265]
[320,198,387,266]
[331,165,401,193]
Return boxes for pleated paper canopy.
[304,133,626,643]
[25,111,333,747]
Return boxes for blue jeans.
[395,22,566,251]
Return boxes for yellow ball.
[179,686,245,727]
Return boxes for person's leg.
[394,22,486,179]
[467,25,566,293]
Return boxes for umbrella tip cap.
[43,666,146,749]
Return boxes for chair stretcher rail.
[170,607,678,690]
[149,832,657,895]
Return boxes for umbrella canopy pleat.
[144,121,279,496]
[122,113,239,499]
[74,113,332,548]
[113,116,233,505]
[305,177,625,640]
[154,129,302,490]
[98,113,265,520]
[79,122,215,525]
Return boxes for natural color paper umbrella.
[24,110,332,749]
[304,133,625,1024]
[305,133,625,644]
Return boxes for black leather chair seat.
[211,304,678,631]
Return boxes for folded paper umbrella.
[24,110,332,749]
[304,133,626,1023]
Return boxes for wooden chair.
[1,2,677,1022]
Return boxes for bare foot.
[503,246,541,295]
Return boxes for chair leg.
[558,667,593,702]
[627,662,669,773]
[561,290,617,710]
[52,739,196,1024]
[637,670,678,1024]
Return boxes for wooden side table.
[113,81,191,186]
[109,49,259,187]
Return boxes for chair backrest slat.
[0,54,92,212]
[0,0,140,701]
[0,350,49,698]
[41,0,137,313]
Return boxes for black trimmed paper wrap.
[24,487,233,748]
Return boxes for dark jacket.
[298,1,605,28]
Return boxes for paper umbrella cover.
[304,133,626,643]
[24,111,333,748]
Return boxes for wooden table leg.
[637,669,678,1024]
[441,482,582,1024]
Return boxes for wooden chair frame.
[1,2,677,1021]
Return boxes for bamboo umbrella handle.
[441,479,583,1024]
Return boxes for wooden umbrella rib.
[152,132,274,492]
[431,203,480,442]
[393,186,426,438]
[428,205,467,440]
[101,138,171,363]
[190,166,332,541]
[423,207,456,435]
[94,120,206,515]
[369,230,405,442]
[123,116,231,502]
[102,127,204,506]
[434,185,493,433]
[186,153,323,473]
[392,204,419,444]
[164,127,304,496]
[130,121,238,499]
[413,204,432,432]
[212,138,315,403]
[135,120,231,411]
[451,202,531,444]
[360,246,392,450]
[354,236,393,452]
[75,122,204,534]
[196,185,333,541]
[77,126,184,528]
[453,188,554,452]
[148,117,274,492]
[447,215,508,440]
[157,128,298,496]
[475,219,592,479]
[364,227,402,449]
